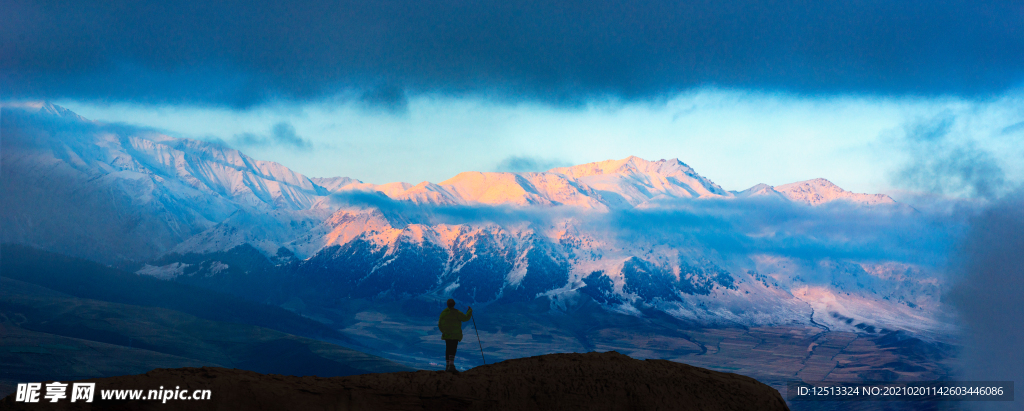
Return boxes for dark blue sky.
[3,0,1022,107]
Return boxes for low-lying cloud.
[605,197,959,264]
[329,190,961,267]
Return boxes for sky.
[4,0,1023,198]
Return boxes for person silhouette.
[438,298,473,373]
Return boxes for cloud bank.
[3,0,1022,107]
[947,191,1024,410]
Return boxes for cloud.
[270,123,310,149]
[359,85,409,114]
[602,197,959,264]
[326,190,571,227]
[494,156,572,173]
[233,132,268,147]
[1001,120,1024,136]
[232,122,312,150]
[893,114,1008,200]
[2,0,1022,107]
[326,190,959,266]
[946,190,1024,409]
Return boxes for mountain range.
[1,103,945,339]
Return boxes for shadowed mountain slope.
[0,244,333,341]
[0,277,413,398]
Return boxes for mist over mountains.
[1,103,958,338]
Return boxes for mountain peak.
[734,183,786,199]
[544,156,729,205]
[2,101,89,122]
[547,156,696,179]
[775,178,895,206]
[803,178,839,188]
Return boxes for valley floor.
[295,297,960,398]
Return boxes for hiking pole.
[471,315,486,365]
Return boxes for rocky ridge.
[0,352,789,411]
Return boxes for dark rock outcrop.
[1,352,788,410]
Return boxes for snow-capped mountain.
[308,156,732,209]
[548,156,732,206]
[733,183,787,199]
[276,204,943,330]
[1,102,330,262]
[3,103,946,335]
[733,180,899,207]
[775,178,897,206]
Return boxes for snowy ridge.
[304,156,770,210]
[3,101,92,122]
[438,171,608,208]
[548,156,731,207]
[2,103,339,260]
[733,183,788,200]
[775,178,897,206]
